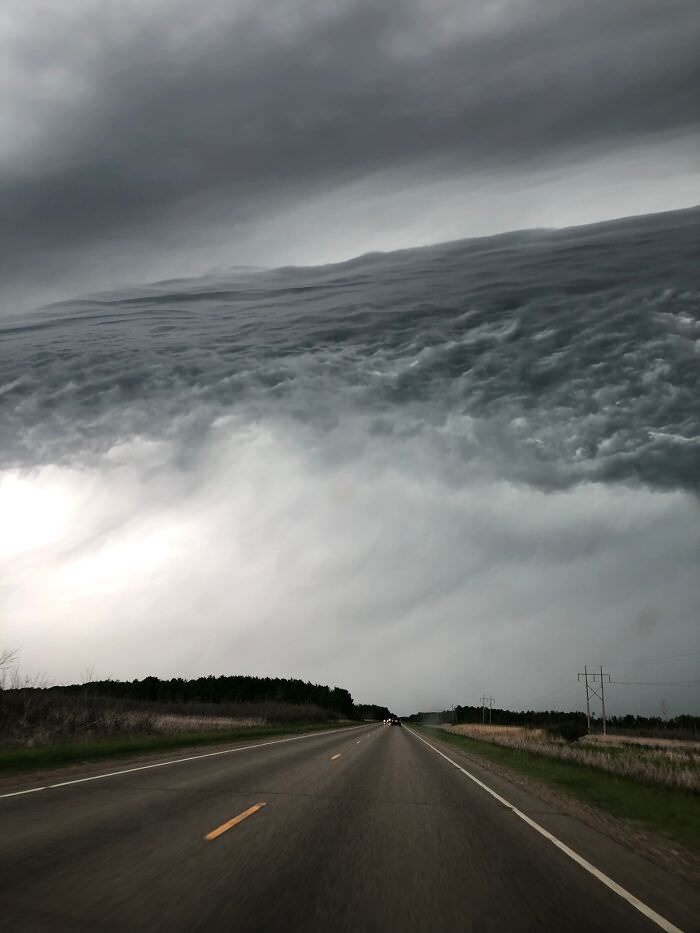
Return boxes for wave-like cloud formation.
[2,207,699,491]
[1,208,699,712]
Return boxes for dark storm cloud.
[2,188,699,713]
[2,206,699,496]
[2,0,699,305]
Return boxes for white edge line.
[0,725,368,801]
[406,727,683,933]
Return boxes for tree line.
[356,703,393,721]
[55,675,392,720]
[406,704,700,733]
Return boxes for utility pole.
[480,695,488,725]
[578,666,611,734]
[600,666,607,736]
[488,697,495,725]
[581,665,591,732]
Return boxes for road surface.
[1,723,697,932]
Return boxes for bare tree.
[0,648,18,691]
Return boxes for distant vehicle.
[390,718,401,726]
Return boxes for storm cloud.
[2,0,699,311]
[1,2,699,716]
[2,207,699,713]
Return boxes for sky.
[1,1,699,717]
[1,0,699,313]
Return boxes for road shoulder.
[410,726,700,933]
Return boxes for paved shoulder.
[406,726,698,933]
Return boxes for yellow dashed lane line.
[205,803,266,840]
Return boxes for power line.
[621,652,700,667]
[471,663,698,721]
[648,654,700,664]
[611,676,699,687]
[610,652,700,679]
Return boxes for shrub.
[546,720,588,743]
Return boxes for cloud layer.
[2,0,699,310]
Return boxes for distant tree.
[545,720,588,743]
[356,703,392,721]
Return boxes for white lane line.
[0,725,370,801]
[407,728,682,933]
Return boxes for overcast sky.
[2,0,699,312]
[1,1,699,717]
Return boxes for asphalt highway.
[1,723,697,932]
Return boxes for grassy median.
[420,726,700,854]
[0,721,357,775]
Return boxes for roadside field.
[442,723,700,792]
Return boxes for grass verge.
[421,726,700,854]
[0,721,357,776]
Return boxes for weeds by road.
[442,723,700,792]
[0,721,356,775]
[0,689,340,747]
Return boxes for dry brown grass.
[449,724,546,742]
[0,690,337,748]
[443,723,700,792]
[152,714,263,733]
[583,732,700,751]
